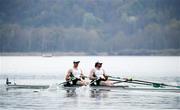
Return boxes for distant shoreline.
[0,49,180,56]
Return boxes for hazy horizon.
[1,56,179,77]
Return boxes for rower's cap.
[73,60,80,63]
[95,61,103,65]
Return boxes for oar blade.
[152,83,162,88]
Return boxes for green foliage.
[0,0,179,55]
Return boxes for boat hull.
[90,85,180,93]
[59,84,180,93]
[6,84,180,93]
[6,84,49,89]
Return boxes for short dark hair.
[95,62,102,67]
[95,62,98,67]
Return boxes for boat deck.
[6,84,50,89]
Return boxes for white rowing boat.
[4,77,180,93]
[5,83,180,93]
[90,85,180,93]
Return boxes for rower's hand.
[96,77,101,80]
[81,75,86,80]
[71,77,76,81]
[96,77,105,80]
[104,76,108,80]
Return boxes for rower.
[89,61,113,86]
[65,60,87,86]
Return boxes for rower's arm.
[102,69,108,80]
[89,69,96,80]
[80,69,83,76]
[65,69,72,81]
[80,69,85,79]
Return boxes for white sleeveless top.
[71,68,81,78]
[94,68,104,78]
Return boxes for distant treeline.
[0,0,180,55]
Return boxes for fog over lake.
[1,56,179,77]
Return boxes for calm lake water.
[0,56,180,110]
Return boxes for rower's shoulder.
[102,68,105,72]
[90,68,96,71]
[67,68,73,72]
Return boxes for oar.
[59,81,67,85]
[89,77,102,85]
[126,79,180,88]
[59,78,74,85]
[157,83,180,88]
[108,75,180,88]
[90,79,97,85]
[109,79,152,86]
[107,75,132,82]
[89,77,107,85]
[107,76,121,79]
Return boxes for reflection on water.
[66,88,77,97]
[90,89,110,99]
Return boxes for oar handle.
[108,75,132,81]
[59,82,67,85]
[107,75,121,79]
